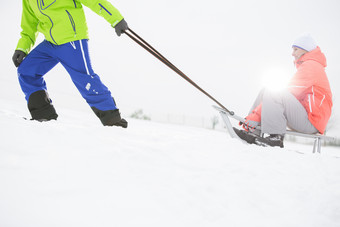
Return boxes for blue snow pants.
[17,39,117,111]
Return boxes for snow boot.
[28,90,58,121]
[233,127,258,144]
[91,107,128,128]
[255,134,284,148]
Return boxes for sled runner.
[213,105,336,153]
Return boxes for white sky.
[1,0,340,125]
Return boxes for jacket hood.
[295,47,327,68]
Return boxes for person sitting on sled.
[12,0,128,128]
[234,34,333,148]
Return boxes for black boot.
[28,90,58,121]
[233,127,258,144]
[255,134,284,148]
[91,107,128,128]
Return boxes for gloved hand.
[12,50,26,67]
[241,107,261,132]
[241,119,259,132]
[114,19,128,36]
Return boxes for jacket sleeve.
[288,61,316,101]
[246,103,262,122]
[16,0,39,54]
[79,0,124,27]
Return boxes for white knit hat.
[292,34,317,52]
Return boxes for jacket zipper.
[40,0,56,10]
[37,0,57,44]
[66,10,77,36]
[308,94,313,113]
[98,3,112,16]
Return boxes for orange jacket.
[288,47,332,134]
[247,47,332,134]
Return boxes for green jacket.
[17,0,124,54]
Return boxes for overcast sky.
[1,0,340,125]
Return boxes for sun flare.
[261,68,291,91]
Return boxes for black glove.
[114,19,128,36]
[12,50,26,67]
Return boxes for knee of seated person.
[264,89,287,101]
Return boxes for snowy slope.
[1,99,340,227]
[2,1,340,226]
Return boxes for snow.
[2,1,340,226]
[1,99,340,227]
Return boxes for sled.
[213,105,336,153]
[124,28,335,153]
